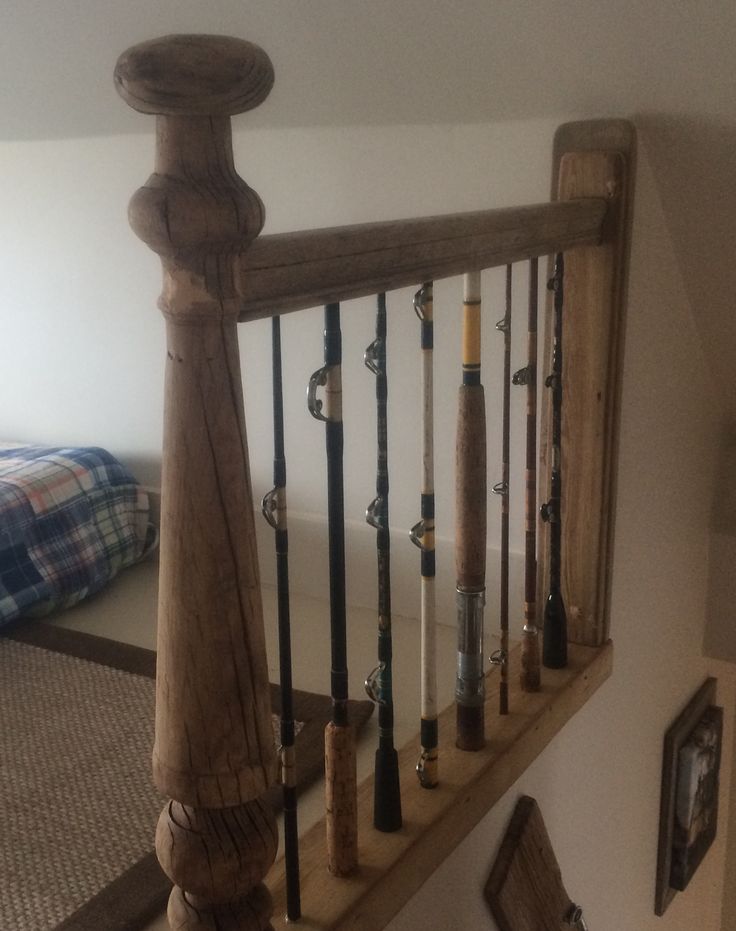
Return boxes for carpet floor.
[1,622,372,931]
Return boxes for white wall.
[0,118,553,569]
[0,134,165,483]
[704,439,736,665]
[2,118,735,929]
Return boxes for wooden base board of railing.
[267,640,613,930]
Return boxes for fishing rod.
[491,265,513,714]
[514,259,541,692]
[261,316,301,920]
[364,293,402,831]
[307,303,357,876]
[541,253,568,668]
[455,271,486,751]
[410,282,439,787]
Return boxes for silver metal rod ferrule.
[456,588,485,706]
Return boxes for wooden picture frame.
[655,677,723,916]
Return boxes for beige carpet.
[1,636,162,930]
[1,624,372,931]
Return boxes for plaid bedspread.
[0,445,155,625]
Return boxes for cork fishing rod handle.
[115,35,279,931]
[325,720,359,876]
[456,386,488,592]
[312,303,359,877]
[324,405,358,875]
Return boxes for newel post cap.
[114,34,274,116]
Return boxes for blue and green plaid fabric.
[0,446,156,625]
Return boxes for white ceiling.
[3,0,736,419]
[2,0,734,139]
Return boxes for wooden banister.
[236,198,608,320]
[538,119,636,647]
[116,32,635,931]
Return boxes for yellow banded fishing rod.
[410,282,439,786]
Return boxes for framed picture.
[655,677,723,916]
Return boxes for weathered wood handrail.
[236,198,608,320]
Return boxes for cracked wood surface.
[155,316,276,808]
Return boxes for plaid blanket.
[0,446,156,626]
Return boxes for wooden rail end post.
[538,120,637,647]
[115,35,279,930]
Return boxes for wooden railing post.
[539,121,636,647]
[115,36,279,930]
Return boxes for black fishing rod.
[491,265,513,714]
[307,303,357,876]
[261,315,301,920]
[542,253,568,668]
[364,293,402,831]
[514,259,541,693]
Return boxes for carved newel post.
[115,36,279,930]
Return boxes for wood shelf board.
[268,640,613,930]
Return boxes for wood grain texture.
[155,317,276,807]
[152,314,278,930]
[156,799,278,903]
[114,35,274,117]
[128,114,265,306]
[167,883,273,931]
[236,199,607,320]
[118,34,279,931]
[538,121,636,647]
[484,796,577,931]
[266,642,613,930]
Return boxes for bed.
[111,34,634,931]
[0,444,156,626]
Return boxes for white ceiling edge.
[2,0,735,141]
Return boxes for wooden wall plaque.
[485,795,586,930]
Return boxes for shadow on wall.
[703,434,736,663]
[121,454,162,490]
[634,113,736,425]
[637,113,736,665]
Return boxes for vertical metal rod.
[455,271,486,750]
[542,253,569,668]
[261,316,301,920]
[364,293,402,831]
[307,304,357,876]
[411,282,438,787]
[519,259,541,692]
[492,265,512,713]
